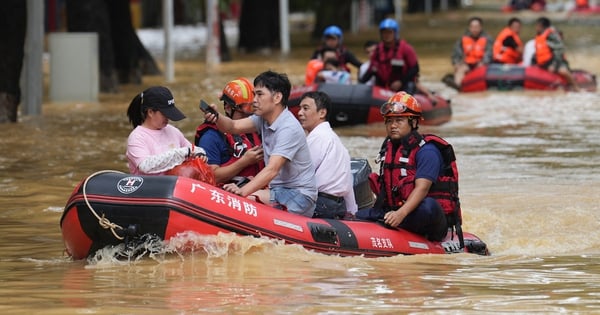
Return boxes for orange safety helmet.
[220,77,254,114]
[379,91,422,118]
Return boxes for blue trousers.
[355,197,448,241]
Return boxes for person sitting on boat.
[359,18,419,93]
[355,91,462,242]
[522,39,536,66]
[126,86,207,175]
[315,58,352,85]
[359,18,437,102]
[493,17,523,64]
[305,47,344,85]
[358,40,378,86]
[297,91,357,219]
[533,17,580,91]
[448,17,493,90]
[203,70,318,218]
[195,78,265,185]
[310,25,362,74]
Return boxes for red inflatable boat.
[288,83,452,127]
[60,163,489,260]
[453,64,597,92]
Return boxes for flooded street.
[1,8,600,314]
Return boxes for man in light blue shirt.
[203,70,317,217]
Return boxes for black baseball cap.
[141,86,186,121]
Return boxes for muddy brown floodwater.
[1,7,600,314]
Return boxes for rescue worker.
[447,17,493,90]
[195,78,264,185]
[534,17,580,91]
[493,17,523,64]
[356,92,463,243]
[359,18,420,94]
[310,25,362,74]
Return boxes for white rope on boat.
[82,170,126,240]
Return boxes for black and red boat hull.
[459,64,597,92]
[60,172,489,260]
[288,83,452,127]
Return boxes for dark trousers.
[355,197,448,241]
[313,194,346,219]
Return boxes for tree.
[65,0,160,92]
[238,0,279,53]
[407,0,461,13]
[311,0,352,41]
[0,0,26,123]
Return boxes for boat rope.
[82,170,126,240]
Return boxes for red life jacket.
[372,40,416,88]
[195,123,264,178]
[535,27,554,66]
[376,132,462,222]
[576,0,589,9]
[493,27,523,64]
[461,35,488,65]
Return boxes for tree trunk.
[238,0,279,53]
[312,0,352,41]
[65,0,118,92]
[0,0,26,123]
[407,0,461,13]
[141,0,161,27]
[106,0,160,84]
[65,0,160,92]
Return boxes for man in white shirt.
[522,39,535,67]
[297,91,358,219]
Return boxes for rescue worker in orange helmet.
[493,17,523,64]
[355,92,463,243]
[446,17,493,90]
[534,17,580,92]
[195,78,264,185]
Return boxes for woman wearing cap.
[126,86,206,175]
[355,92,462,242]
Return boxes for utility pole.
[206,0,221,66]
[23,0,43,116]
[163,0,174,82]
[279,0,290,55]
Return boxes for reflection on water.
[2,236,600,313]
[1,8,600,314]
